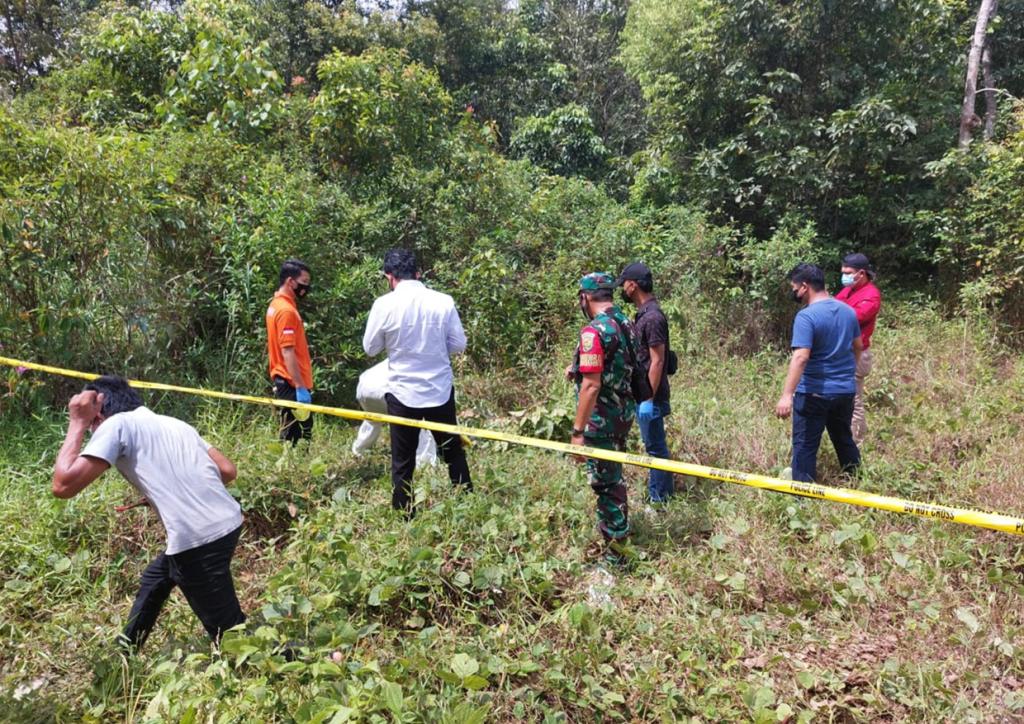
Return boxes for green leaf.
[436,670,461,685]
[955,607,980,634]
[450,652,479,679]
[728,517,750,536]
[832,524,862,546]
[708,534,730,550]
[462,674,489,691]
[381,680,403,714]
[601,690,626,706]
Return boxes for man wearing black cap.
[616,262,676,503]
[835,253,881,445]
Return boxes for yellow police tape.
[3,355,1023,536]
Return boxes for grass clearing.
[2,302,1023,721]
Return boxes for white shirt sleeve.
[81,416,124,466]
[363,298,387,356]
[446,304,467,356]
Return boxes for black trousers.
[120,526,246,649]
[791,392,861,482]
[385,389,472,513]
[273,376,313,446]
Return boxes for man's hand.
[295,387,312,404]
[637,399,657,424]
[68,390,104,427]
[570,432,586,463]
[53,392,111,499]
[564,363,574,381]
[775,393,793,419]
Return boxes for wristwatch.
[571,428,585,436]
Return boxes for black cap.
[615,262,652,287]
[842,252,875,278]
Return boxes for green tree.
[1,0,77,93]
[620,0,969,270]
[928,106,1024,334]
[509,102,608,179]
[311,47,452,174]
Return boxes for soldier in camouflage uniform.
[569,272,637,562]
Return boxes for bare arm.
[52,391,111,499]
[852,335,863,368]
[207,446,237,484]
[775,348,811,418]
[280,347,306,389]
[647,343,666,400]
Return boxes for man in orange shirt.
[266,259,314,445]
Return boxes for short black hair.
[787,263,825,291]
[585,288,615,303]
[279,259,310,286]
[634,277,653,294]
[383,249,418,280]
[84,375,143,418]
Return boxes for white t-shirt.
[362,280,467,408]
[82,407,242,555]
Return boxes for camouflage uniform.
[573,272,637,544]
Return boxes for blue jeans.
[637,400,674,502]
[791,392,860,482]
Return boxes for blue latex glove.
[637,399,657,424]
[295,387,312,404]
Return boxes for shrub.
[929,110,1024,339]
[312,48,452,174]
[509,103,609,180]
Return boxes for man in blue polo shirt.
[775,263,862,482]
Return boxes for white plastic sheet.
[351,360,438,466]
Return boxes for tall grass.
[1,300,1023,721]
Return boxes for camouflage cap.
[579,271,616,292]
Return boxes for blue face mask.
[841,273,857,287]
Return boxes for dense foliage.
[5,0,1024,720]
[3,0,1024,403]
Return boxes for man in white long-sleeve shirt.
[363,249,473,514]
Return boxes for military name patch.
[581,331,596,352]
[579,353,601,367]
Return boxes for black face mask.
[294,282,311,298]
[620,288,632,306]
[790,287,803,304]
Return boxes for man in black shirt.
[616,262,675,503]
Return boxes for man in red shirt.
[835,253,881,445]
[266,259,314,445]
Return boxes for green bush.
[509,103,609,180]
[312,48,452,174]
[928,114,1024,338]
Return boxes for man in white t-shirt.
[51,376,245,650]
[363,248,472,515]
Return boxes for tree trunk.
[1,0,25,87]
[982,33,997,140]
[959,0,999,148]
